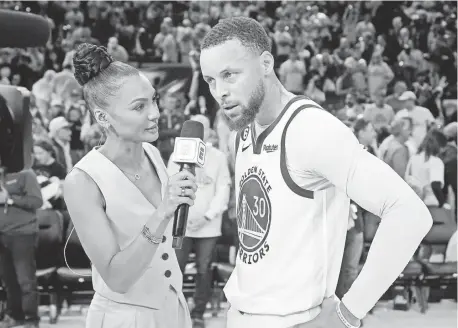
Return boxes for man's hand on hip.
[304,297,361,328]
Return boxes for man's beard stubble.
[221,80,266,132]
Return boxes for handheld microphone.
[171,120,206,249]
[0,10,51,48]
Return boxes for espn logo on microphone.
[173,137,206,167]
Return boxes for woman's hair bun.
[73,43,114,86]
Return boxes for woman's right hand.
[159,170,197,220]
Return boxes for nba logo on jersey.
[237,165,272,264]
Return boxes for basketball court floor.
[30,300,456,328]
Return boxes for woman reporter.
[63,43,195,328]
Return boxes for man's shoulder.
[285,105,350,145]
[414,106,433,116]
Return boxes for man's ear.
[260,51,275,75]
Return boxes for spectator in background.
[51,64,80,106]
[156,92,187,164]
[66,106,85,165]
[278,48,306,94]
[168,115,231,328]
[442,99,457,126]
[107,37,129,63]
[367,50,394,100]
[31,117,49,142]
[405,129,448,208]
[153,22,178,63]
[32,140,66,181]
[364,88,395,134]
[335,93,364,122]
[31,70,56,118]
[385,80,408,113]
[355,12,376,39]
[48,117,73,174]
[333,37,352,68]
[397,40,427,87]
[349,47,369,96]
[32,139,66,210]
[214,109,232,158]
[0,65,11,85]
[440,122,457,207]
[379,117,413,178]
[353,117,378,156]
[47,99,65,122]
[335,58,356,96]
[395,91,435,154]
[0,165,43,328]
[413,70,433,107]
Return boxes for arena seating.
[415,208,457,313]
[35,209,63,324]
[0,207,454,323]
[53,220,93,322]
[363,208,457,312]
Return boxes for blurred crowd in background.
[0,1,457,326]
[0,0,456,272]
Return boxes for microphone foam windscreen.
[180,120,204,140]
[0,10,51,48]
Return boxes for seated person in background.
[405,129,448,209]
[378,117,413,178]
[32,139,66,210]
[395,91,435,155]
[363,88,395,142]
[0,164,43,328]
[440,122,457,209]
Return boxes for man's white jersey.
[224,96,349,317]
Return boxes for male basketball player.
[200,17,433,328]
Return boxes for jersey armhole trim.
[280,105,322,199]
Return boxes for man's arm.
[287,108,432,319]
[10,170,43,210]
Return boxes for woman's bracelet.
[141,225,162,245]
[336,301,361,328]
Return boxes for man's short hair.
[391,117,412,137]
[201,17,271,55]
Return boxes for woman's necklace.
[116,163,145,181]
[122,171,141,181]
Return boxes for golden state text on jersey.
[237,165,272,264]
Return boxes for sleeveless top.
[224,96,331,317]
[73,142,182,309]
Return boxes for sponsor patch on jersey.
[262,144,278,153]
[237,166,272,264]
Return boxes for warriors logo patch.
[237,166,272,264]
